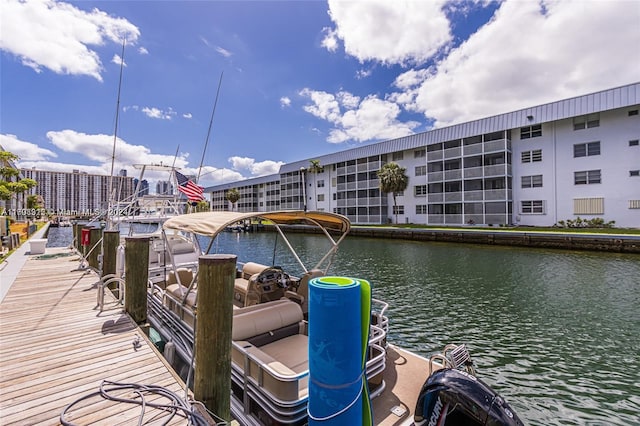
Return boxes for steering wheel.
[257,267,290,290]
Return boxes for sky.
[1,0,639,190]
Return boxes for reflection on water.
[210,231,640,426]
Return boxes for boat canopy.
[162,210,350,238]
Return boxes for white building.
[20,168,134,215]
[207,83,640,228]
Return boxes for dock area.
[0,245,202,425]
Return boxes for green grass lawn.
[357,223,640,235]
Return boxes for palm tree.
[1,150,37,216]
[226,188,240,211]
[308,159,323,210]
[377,162,409,224]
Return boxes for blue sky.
[1,0,639,189]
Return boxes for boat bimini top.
[162,210,351,273]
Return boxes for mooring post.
[73,223,83,251]
[102,230,120,278]
[88,227,102,270]
[194,254,237,421]
[124,236,149,324]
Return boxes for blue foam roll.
[308,277,363,425]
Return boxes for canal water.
[209,231,640,426]
[46,225,640,424]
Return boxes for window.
[415,165,426,176]
[520,124,542,139]
[574,169,601,185]
[317,194,325,202]
[574,141,601,157]
[317,179,325,188]
[631,170,640,177]
[573,113,600,130]
[414,149,426,158]
[574,197,604,215]
[392,151,404,161]
[521,200,545,214]
[521,175,543,188]
[629,109,639,116]
[414,185,427,196]
[521,149,542,163]
[630,140,639,147]
[392,205,404,215]
[416,205,427,214]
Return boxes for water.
[47,226,640,424]
[45,226,75,247]
[208,231,640,426]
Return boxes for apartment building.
[20,168,134,215]
[207,83,640,228]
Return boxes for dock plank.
[0,248,197,426]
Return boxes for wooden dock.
[0,247,201,425]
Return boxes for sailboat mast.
[196,71,224,183]
[107,39,126,219]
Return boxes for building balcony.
[444,169,462,180]
[444,147,462,159]
[427,151,443,162]
[484,189,511,200]
[484,139,512,153]
[428,193,444,203]
[463,143,483,155]
[445,191,462,202]
[464,167,483,179]
[463,190,484,201]
[428,171,443,182]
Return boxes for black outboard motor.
[415,368,524,426]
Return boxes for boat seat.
[166,267,195,287]
[164,283,197,328]
[234,262,269,304]
[285,269,323,315]
[231,300,309,402]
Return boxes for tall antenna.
[197,71,224,183]
[107,38,126,219]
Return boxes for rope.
[59,379,227,426]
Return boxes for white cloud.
[138,46,148,55]
[228,157,284,176]
[355,68,372,79]
[0,134,57,161]
[45,129,189,173]
[215,46,232,57]
[323,0,451,65]
[320,27,339,52]
[280,96,292,108]
[111,54,126,67]
[141,106,176,120]
[406,0,640,127]
[183,113,193,119]
[0,0,140,82]
[299,89,420,143]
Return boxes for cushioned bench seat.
[231,300,309,402]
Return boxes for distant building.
[156,180,173,195]
[20,168,134,215]
[133,178,150,196]
[207,82,640,228]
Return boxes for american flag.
[175,170,204,202]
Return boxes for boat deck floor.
[0,247,195,425]
[372,345,430,426]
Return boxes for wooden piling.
[194,254,237,421]
[102,229,120,278]
[73,223,83,251]
[88,227,102,270]
[124,236,149,324]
